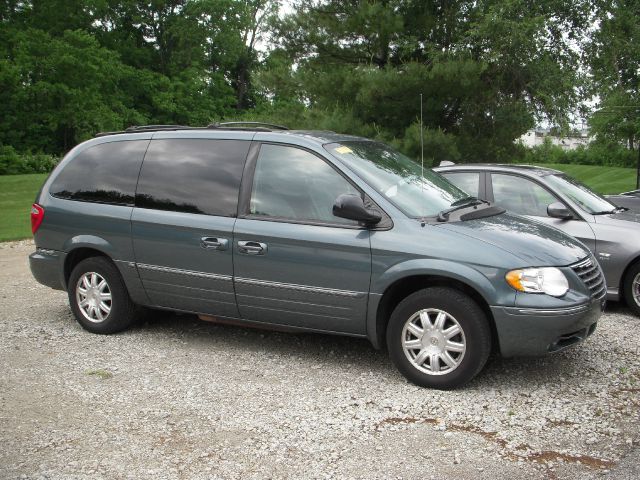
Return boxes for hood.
[594,209,640,225]
[438,212,589,266]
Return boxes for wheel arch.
[63,242,114,288]
[369,264,502,354]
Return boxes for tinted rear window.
[50,140,148,205]
[135,139,249,216]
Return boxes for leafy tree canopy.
[0,0,636,168]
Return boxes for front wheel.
[623,261,640,317]
[386,287,492,389]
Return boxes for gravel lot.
[1,240,639,480]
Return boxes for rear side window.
[136,139,249,216]
[50,140,148,205]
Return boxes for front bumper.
[29,249,66,291]
[491,297,604,357]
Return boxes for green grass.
[537,163,636,195]
[0,174,48,241]
[0,164,636,242]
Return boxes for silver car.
[436,164,640,316]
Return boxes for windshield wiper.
[450,196,480,206]
[437,197,486,222]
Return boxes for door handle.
[200,237,229,250]
[237,240,267,255]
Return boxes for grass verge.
[538,164,636,194]
[0,174,48,241]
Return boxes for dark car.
[435,163,640,316]
[607,189,640,212]
[28,125,604,389]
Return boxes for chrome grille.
[571,257,606,300]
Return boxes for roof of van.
[95,123,373,144]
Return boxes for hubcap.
[401,308,466,376]
[633,273,640,307]
[76,272,112,323]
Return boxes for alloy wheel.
[75,272,112,323]
[401,308,466,376]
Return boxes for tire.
[67,256,137,334]
[386,287,492,390]
[623,261,640,317]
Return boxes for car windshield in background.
[325,141,468,218]
[545,174,618,214]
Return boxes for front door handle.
[200,237,229,250]
[237,240,267,255]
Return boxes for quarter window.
[249,144,360,225]
[491,173,557,217]
[50,140,148,205]
[136,139,249,216]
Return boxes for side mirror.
[333,194,382,225]
[547,201,573,220]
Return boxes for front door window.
[250,144,360,225]
[491,173,557,217]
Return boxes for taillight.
[31,203,44,234]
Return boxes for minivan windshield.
[545,174,618,214]
[325,141,469,217]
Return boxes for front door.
[132,137,250,317]
[232,143,372,334]
[488,172,597,253]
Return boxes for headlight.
[505,267,569,297]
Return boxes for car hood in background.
[438,212,589,266]
[605,196,640,212]
[595,209,640,225]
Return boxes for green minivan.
[29,124,604,389]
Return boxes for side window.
[249,144,360,225]
[136,139,249,216]
[442,172,481,197]
[50,140,148,205]
[491,173,558,217]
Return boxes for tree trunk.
[235,56,250,110]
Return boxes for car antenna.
[420,93,426,227]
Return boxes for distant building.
[517,128,592,150]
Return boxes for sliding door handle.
[200,237,229,250]
[237,241,267,255]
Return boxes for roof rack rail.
[95,125,202,137]
[125,125,197,133]
[94,121,289,138]
[208,121,289,130]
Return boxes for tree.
[0,0,280,154]
[0,27,145,152]
[268,0,591,163]
[587,0,640,185]
[588,0,640,150]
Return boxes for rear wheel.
[623,261,640,317]
[387,287,491,389]
[68,257,137,334]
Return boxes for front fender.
[367,259,516,348]
[372,259,510,301]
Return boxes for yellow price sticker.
[334,146,353,154]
